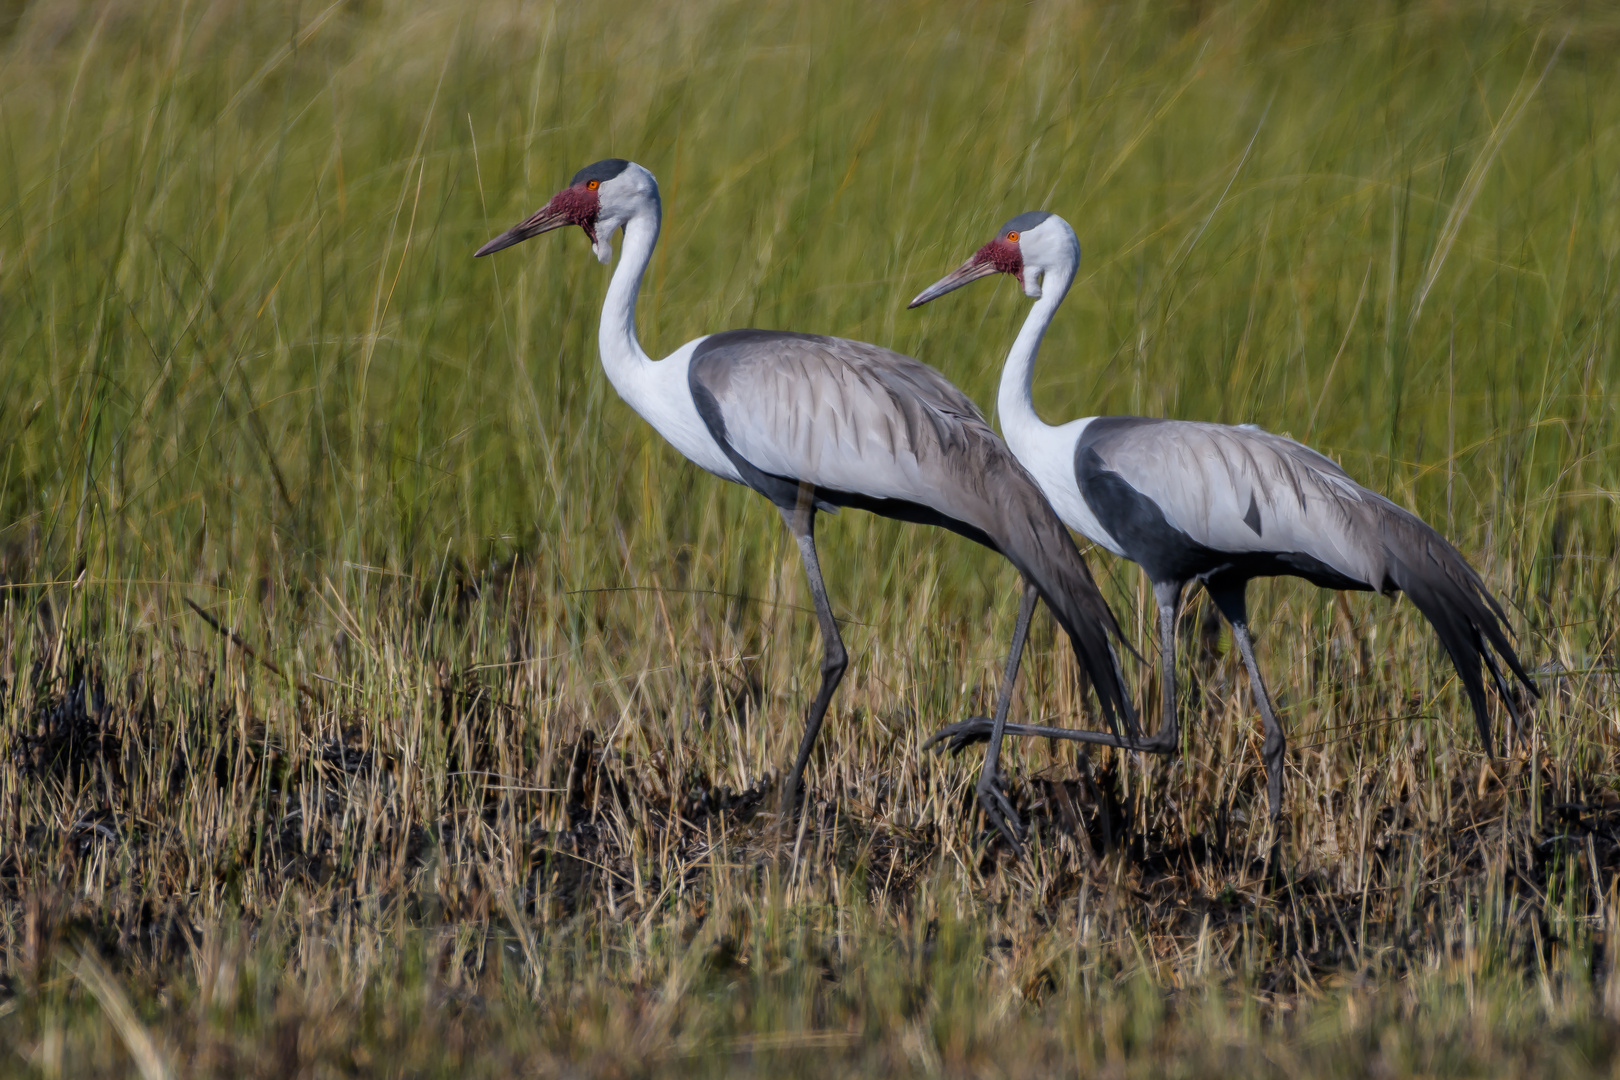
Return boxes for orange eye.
[587,179,600,190]
[1007,231,1019,242]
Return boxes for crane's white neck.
[598,205,661,390]
[997,262,1074,439]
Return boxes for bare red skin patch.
[973,238,1023,284]
[544,184,601,243]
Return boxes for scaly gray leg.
[778,487,847,819]
[970,581,1039,853]
[1210,583,1285,819]
[1146,579,1185,753]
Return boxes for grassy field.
[2,0,1619,1074]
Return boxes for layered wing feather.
[1081,418,1382,585]
[692,330,998,514]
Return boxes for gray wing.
[689,330,992,515]
[689,329,1135,726]
[1081,417,1536,749]
[1079,418,1383,584]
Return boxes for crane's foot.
[921,716,1179,755]
[976,774,1026,855]
[922,716,995,755]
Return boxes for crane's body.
[1017,415,1427,594]
[912,211,1536,817]
[477,160,1138,844]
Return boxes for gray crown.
[571,158,632,186]
[999,211,1052,235]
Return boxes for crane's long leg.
[970,581,1039,853]
[1208,584,1285,820]
[1147,579,1185,752]
[778,491,847,818]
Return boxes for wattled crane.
[909,210,1536,818]
[476,161,1144,845]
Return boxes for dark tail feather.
[1381,516,1537,757]
[1481,646,1527,747]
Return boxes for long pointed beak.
[474,201,571,257]
[907,257,1000,308]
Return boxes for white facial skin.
[1011,215,1081,300]
[591,163,660,264]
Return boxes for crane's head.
[907,211,1078,308]
[474,158,659,265]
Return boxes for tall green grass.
[1,0,1619,1075]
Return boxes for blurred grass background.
[1,0,1619,1075]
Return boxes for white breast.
[1005,416,1128,557]
[602,336,742,483]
